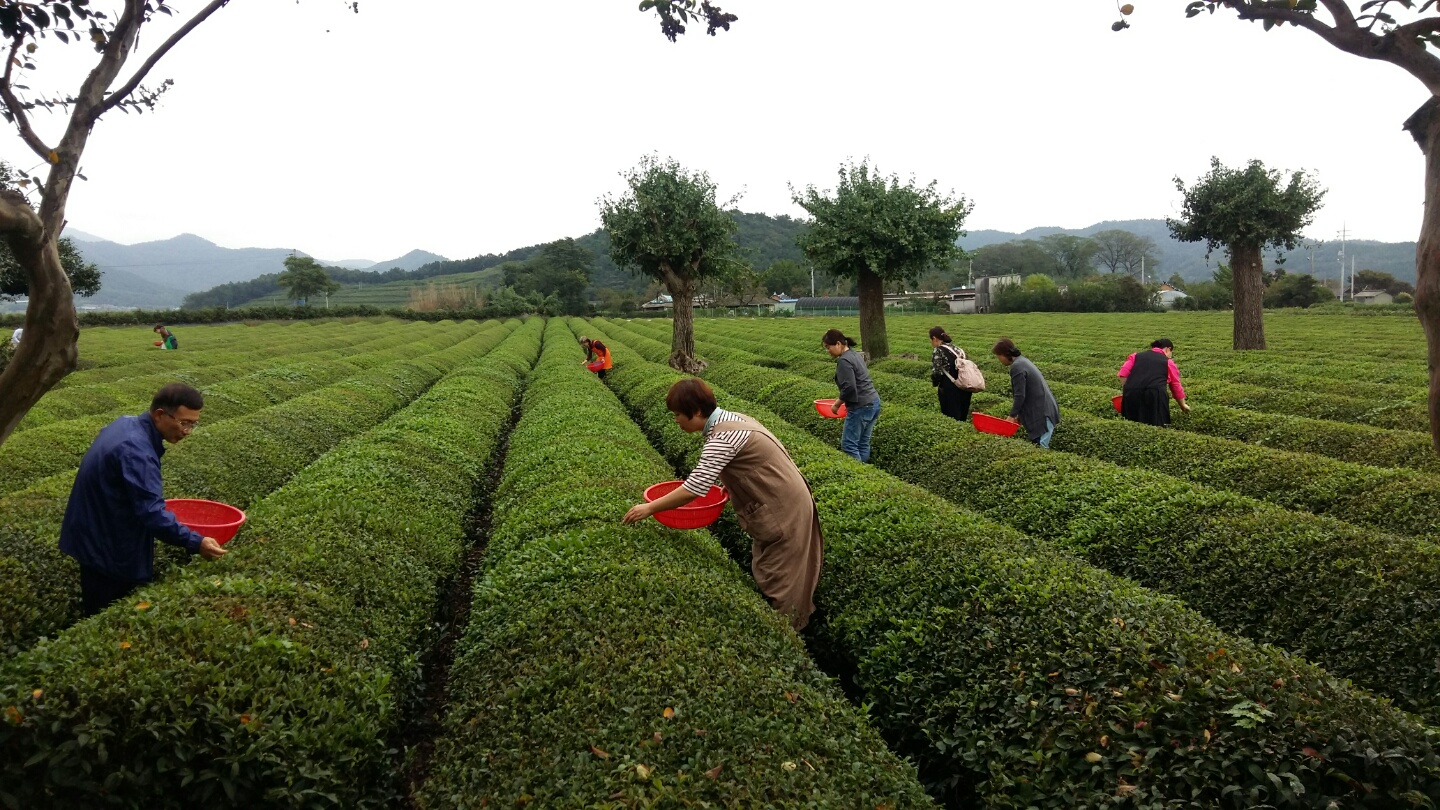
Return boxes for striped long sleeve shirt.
[681,408,751,497]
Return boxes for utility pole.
[809,265,815,298]
[1351,256,1356,300]
[1336,224,1349,301]
[1140,256,1145,286]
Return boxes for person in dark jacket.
[992,337,1060,448]
[822,328,881,462]
[59,383,226,616]
[1118,338,1190,427]
[928,326,973,422]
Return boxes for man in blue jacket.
[59,383,227,616]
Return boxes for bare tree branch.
[100,0,230,117]
[1317,0,1359,31]
[0,37,52,162]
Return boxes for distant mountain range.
[41,217,1417,311]
[959,219,1417,283]
[60,230,446,308]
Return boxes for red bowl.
[1112,395,1124,413]
[814,398,847,419]
[166,498,247,544]
[586,360,605,372]
[972,412,1022,438]
[643,481,728,529]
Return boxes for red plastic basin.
[166,498,247,544]
[814,398,847,419]
[1112,395,1124,413]
[586,360,605,372]
[972,412,1022,438]
[643,481,729,529]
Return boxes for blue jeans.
[841,400,881,463]
[1033,417,1055,449]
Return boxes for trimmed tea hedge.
[586,321,1440,808]
[0,321,515,654]
[769,356,1440,540]
[0,319,543,809]
[860,352,1440,475]
[416,318,931,808]
[676,346,1440,724]
[16,319,426,430]
[0,321,491,497]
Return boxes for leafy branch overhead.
[1117,2,1440,90]
[640,0,738,42]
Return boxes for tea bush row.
[415,319,932,807]
[585,321,1440,809]
[0,322,515,654]
[0,320,543,808]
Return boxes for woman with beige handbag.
[928,326,984,422]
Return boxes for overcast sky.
[4,1,1430,263]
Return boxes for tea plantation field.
[3,311,1439,808]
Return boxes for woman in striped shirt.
[624,378,825,630]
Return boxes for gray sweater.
[1008,356,1060,441]
[834,349,878,408]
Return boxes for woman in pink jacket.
[1117,338,1190,427]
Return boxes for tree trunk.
[1406,97,1440,453]
[662,265,706,374]
[0,192,78,446]
[856,267,889,362]
[1228,242,1266,350]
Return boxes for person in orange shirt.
[578,336,614,379]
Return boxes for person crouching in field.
[59,383,226,616]
[624,378,824,631]
[153,323,177,350]
[992,337,1060,449]
[1118,338,1190,427]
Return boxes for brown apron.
[710,416,824,630]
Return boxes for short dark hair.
[153,323,165,332]
[992,337,1021,358]
[1151,338,1174,350]
[665,377,717,419]
[151,383,203,413]
[929,326,951,343]
[821,328,857,348]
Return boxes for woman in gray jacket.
[992,337,1059,448]
[822,328,881,462]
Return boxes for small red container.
[586,360,605,372]
[972,412,1022,438]
[643,481,729,529]
[1112,395,1124,413]
[166,499,247,544]
[814,398,847,419]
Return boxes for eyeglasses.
[164,411,199,431]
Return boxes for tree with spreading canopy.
[503,237,594,316]
[1036,233,1099,279]
[791,159,971,361]
[599,154,741,373]
[1092,228,1161,278]
[276,255,340,306]
[1167,156,1325,350]
[1119,0,1440,447]
[0,0,736,449]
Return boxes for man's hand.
[1179,400,1191,414]
[623,503,653,525]
[830,402,843,416]
[1004,415,1020,424]
[198,537,227,559]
